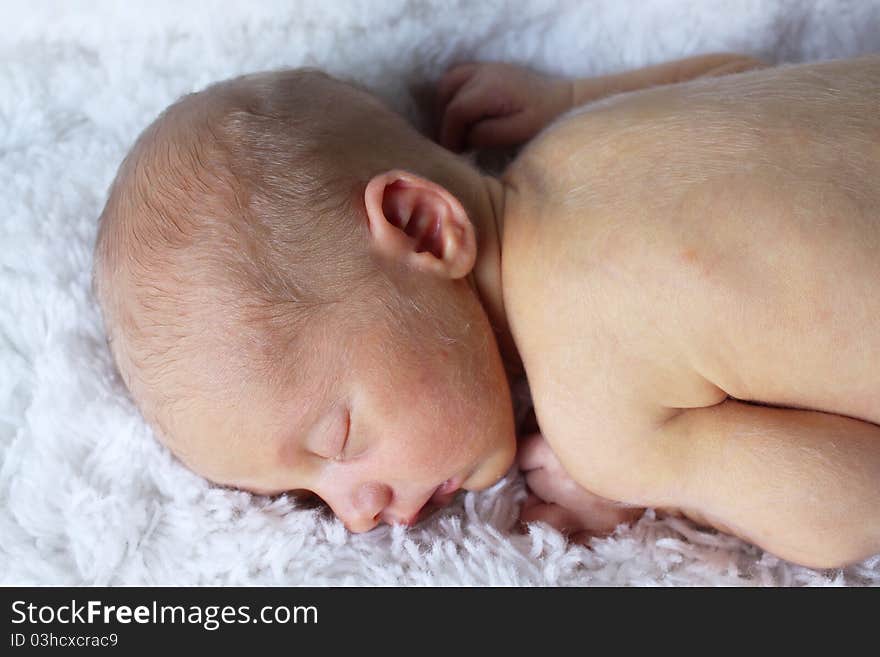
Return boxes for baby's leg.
[518,433,643,541]
[649,398,880,568]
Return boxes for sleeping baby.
[93,52,880,569]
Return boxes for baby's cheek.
[398,414,466,476]
[407,425,463,473]
[382,361,484,471]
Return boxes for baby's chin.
[461,441,517,493]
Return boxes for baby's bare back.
[503,55,880,503]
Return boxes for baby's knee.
[792,534,880,570]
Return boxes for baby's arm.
[649,399,880,569]
[434,53,767,152]
[572,53,769,106]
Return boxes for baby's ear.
[363,169,476,279]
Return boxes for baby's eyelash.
[332,411,351,461]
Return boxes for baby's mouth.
[433,477,460,499]
[415,477,463,520]
[384,473,469,527]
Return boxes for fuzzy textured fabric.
[2,0,880,586]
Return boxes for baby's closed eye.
[331,409,352,461]
[305,404,351,460]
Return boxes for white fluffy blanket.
[2,0,879,586]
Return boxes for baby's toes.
[517,432,555,471]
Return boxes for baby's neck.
[466,173,523,381]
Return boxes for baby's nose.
[343,481,392,533]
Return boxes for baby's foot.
[517,433,644,543]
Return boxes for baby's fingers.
[435,63,479,113]
[517,432,556,472]
[466,111,530,150]
[437,82,516,152]
[518,492,543,521]
[524,466,574,507]
[520,500,584,534]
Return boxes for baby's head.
[93,69,516,531]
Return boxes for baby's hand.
[518,433,644,543]
[434,62,574,152]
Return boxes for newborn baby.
[93,52,880,569]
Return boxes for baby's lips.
[389,478,465,527]
[429,477,464,505]
[435,477,459,496]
